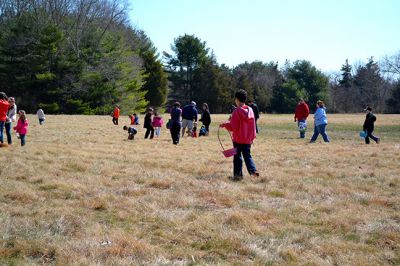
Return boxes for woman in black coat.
[199,103,211,135]
[144,107,154,139]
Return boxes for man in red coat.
[0,92,10,144]
[294,99,310,138]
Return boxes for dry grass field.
[0,114,399,265]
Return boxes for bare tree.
[381,51,400,79]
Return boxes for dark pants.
[298,119,306,138]
[170,122,181,144]
[0,121,4,143]
[233,142,257,177]
[5,122,12,144]
[20,134,26,146]
[310,124,330,143]
[204,124,210,134]
[365,130,379,144]
[255,119,259,134]
[144,126,154,139]
[112,117,118,125]
[39,118,45,125]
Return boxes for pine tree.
[338,59,354,112]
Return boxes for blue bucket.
[359,131,367,138]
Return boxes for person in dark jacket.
[248,101,260,133]
[363,106,380,144]
[199,103,211,135]
[144,108,154,139]
[181,101,198,137]
[170,102,182,144]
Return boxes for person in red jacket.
[112,105,120,125]
[220,89,259,181]
[294,99,310,138]
[0,92,10,144]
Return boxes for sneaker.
[229,175,243,182]
[376,138,380,144]
[251,172,260,177]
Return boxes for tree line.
[1,1,399,114]
[0,0,167,115]
[165,34,400,114]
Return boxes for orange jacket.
[113,107,120,118]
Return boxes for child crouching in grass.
[220,90,259,181]
[13,110,28,146]
[123,125,137,140]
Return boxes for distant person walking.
[181,101,198,137]
[36,108,45,125]
[0,92,9,144]
[199,103,211,135]
[248,100,260,133]
[310,100,330,143]
[294,99,310,138]
[5,97,17,144]
[170,102,182,145]
[220,90,259,181]
[363,106,380,144]
[144,108,154,139]
[112,105,120,125]
[13,110,28,146]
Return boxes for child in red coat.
[220,90,259,181]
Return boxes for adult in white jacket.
[5,97,17,145]
[37,109,45,125]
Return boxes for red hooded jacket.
[0,99,9,122]
[222,105,256,144]
[294,102,310,121]
[113,107,120,118]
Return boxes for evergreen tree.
[271,80,305,113]
[287,60,329,109]
[354,57,385,112]
[386,80,400,113]
[338,59,354,112]
[164,34,209,102]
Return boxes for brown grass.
[0,113,399,265]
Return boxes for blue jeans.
[233,142,257,177]
[5,122,12,144]
[0,121,4,143]
[298,119,306,138]
[20,134,26,146]
[365,130,379,144]
[310,124,330,142]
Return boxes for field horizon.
[0,114,399,265]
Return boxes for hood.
[237,105,254,120]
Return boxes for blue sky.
[129,0,400,72]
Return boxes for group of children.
[119,104,211,140]
[121,107,165,140]
[0,92,47,147]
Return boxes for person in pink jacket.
[13,110,28,146]
[152,112,164,138]
[220,90,259,181]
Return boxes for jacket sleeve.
[194,109,198,121]
[305,104,310,117]
[223,110,239,132]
